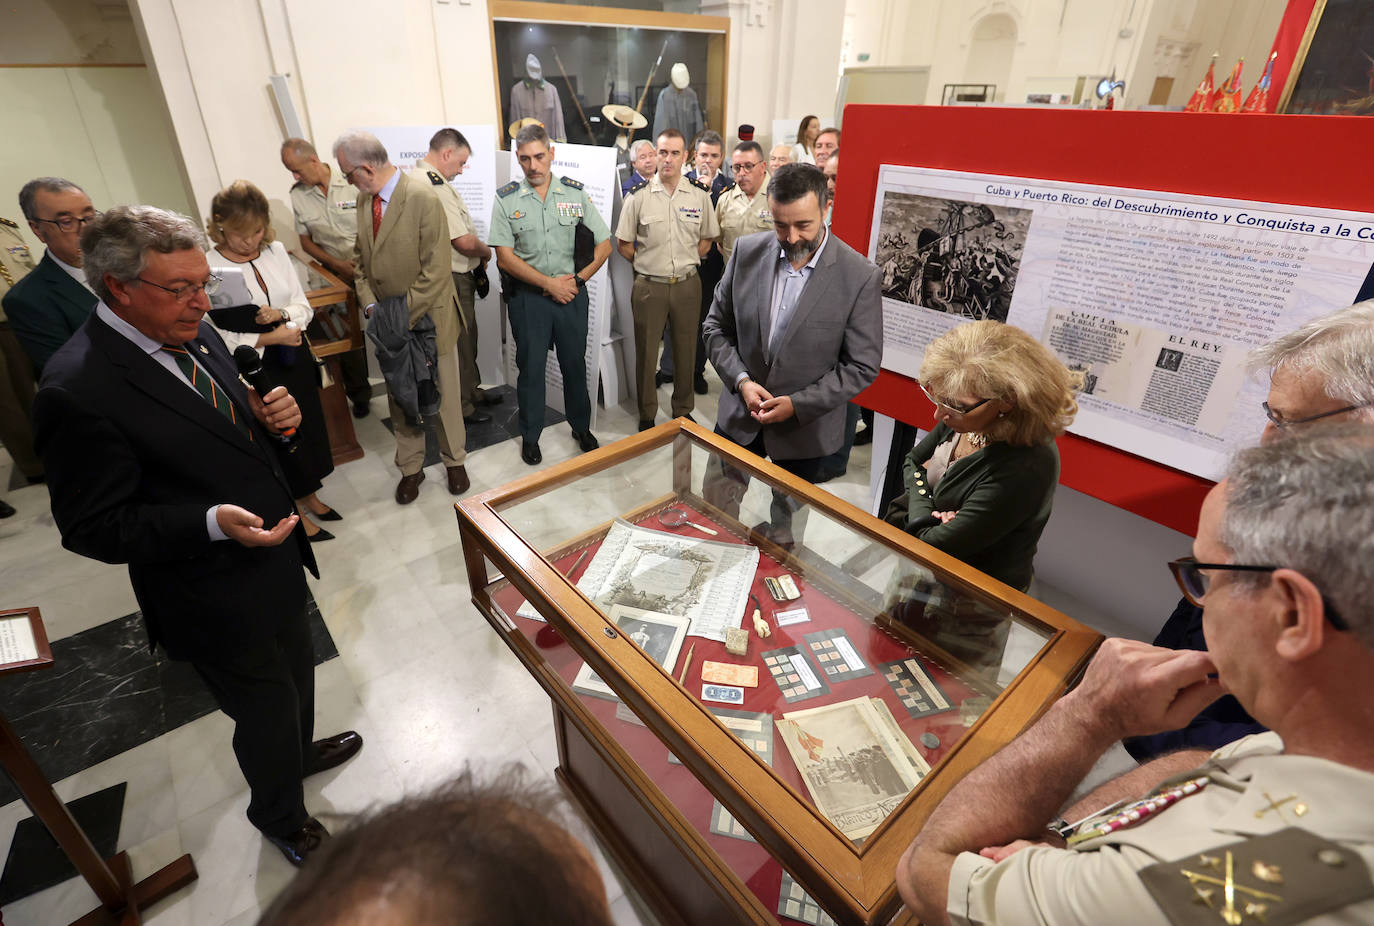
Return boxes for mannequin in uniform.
[509,54,566,143]
[652,63,703,145]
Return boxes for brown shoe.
[395,471,425,504]
[446,465,470,495]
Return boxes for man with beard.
[701,163,882,544]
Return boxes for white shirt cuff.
[206,506,228,542]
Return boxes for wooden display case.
[456,419,1101,926]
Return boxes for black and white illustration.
[874,192,1032,323]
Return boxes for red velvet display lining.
[491,507,998,922]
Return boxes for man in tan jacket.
[333,129,468,504]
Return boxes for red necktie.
[372,195,383,239]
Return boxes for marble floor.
[0,368,880,926]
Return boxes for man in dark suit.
[702,162,882,543]
[32,206,361,867]
[2,177,100,372]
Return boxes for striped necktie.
[161,344,251,440]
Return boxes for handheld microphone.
[233,345,297,438]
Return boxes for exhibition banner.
[505,141,619,425]
[868,164,1374,479]
[367,124,504,387]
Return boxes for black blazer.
[33,312,318,661]
[1,252,98,372]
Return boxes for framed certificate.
[0,607,52,675]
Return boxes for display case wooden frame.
[456,419,1101,926]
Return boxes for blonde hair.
[207,180,275,247]
[919,321,1083,446]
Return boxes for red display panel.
[834,105,1374,536]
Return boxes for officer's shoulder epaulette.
[0,217,16,228]
[497,181,521,198]
[427,170,445,186]
[561,176,584,190]
[720,179,737,193]
[688,175,711,193]
[625,176,649,196]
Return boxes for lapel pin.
[198,344,209,354]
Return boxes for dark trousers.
[703,425,827,545]
[632,274,700,421]
[509,286,592,443]
[453,271,482,417]
[659,249,722,382]
[0,322,41,479]
[190,604,315,838]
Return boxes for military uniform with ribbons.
[614,172,720,424]
[0,217,42,480]
[488,174,608,445]
[716,173,774,264]
[409,164,484,418]
[946,733,1374,926]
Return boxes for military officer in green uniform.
[490,122,611,465]
[897,424,1374,926]
[0,215,40,514]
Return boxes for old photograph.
[778,696,924,841]
[572,606,690,700]
[874,191,1033,323]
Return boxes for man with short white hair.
[768,144,796,172]
[621,139,657,196]
[1127,300,1374,766]
[899,422,1374,925]
[334,129,468,504]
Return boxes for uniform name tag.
[337,201,356,210]
[6,245,30,259]
[679,206,701,219]
[556,202,584,219]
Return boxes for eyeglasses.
[136,273,222,302]
[342,165,370,183]
[1261,400,1372,429]
[1167,556,1349,631]
[919,381,992,416]
[732,161,761,173]
[34,211,101,233]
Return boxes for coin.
[920,732,940,749]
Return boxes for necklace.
[966,431,989,449]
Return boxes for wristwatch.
[575,275,587,290]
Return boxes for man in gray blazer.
[702,163,882,543]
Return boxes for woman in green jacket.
[884,321,1082,591]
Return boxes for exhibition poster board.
[833,104,1374,534]
[505,140,620,426]
[867,165,1374,480]
[367,124,504,387]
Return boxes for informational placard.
[504,141,619,425]
[367,125,504,386]
[0,614,39,666]
[868,164,1374,479]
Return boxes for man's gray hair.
[515,122,550,150]
[1221,422,1374,647]
[79,206,207,304]
[331,130,389,168]
[1249,301,1374,415]
[19,177,85,222]
[629,139,654,159]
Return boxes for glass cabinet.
[456,420,1101,925]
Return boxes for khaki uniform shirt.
[615,173,720,279]
[0,218,38,318]
[289,166,358,261]
[409,162,480,273]
[948,733,1374,925]
[489,176,609,278]
[716,174,774,264]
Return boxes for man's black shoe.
[0,499,14,519]
[267,817,329,868]
[352,401,371,419]
[476,391,502,407]
[574,431,599,452]
[694,374,709,395]
[638,419,655,432]
[654,371,672,387]
[464,410,492,425]
[522,441,542,465]
[303,731,362,778]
